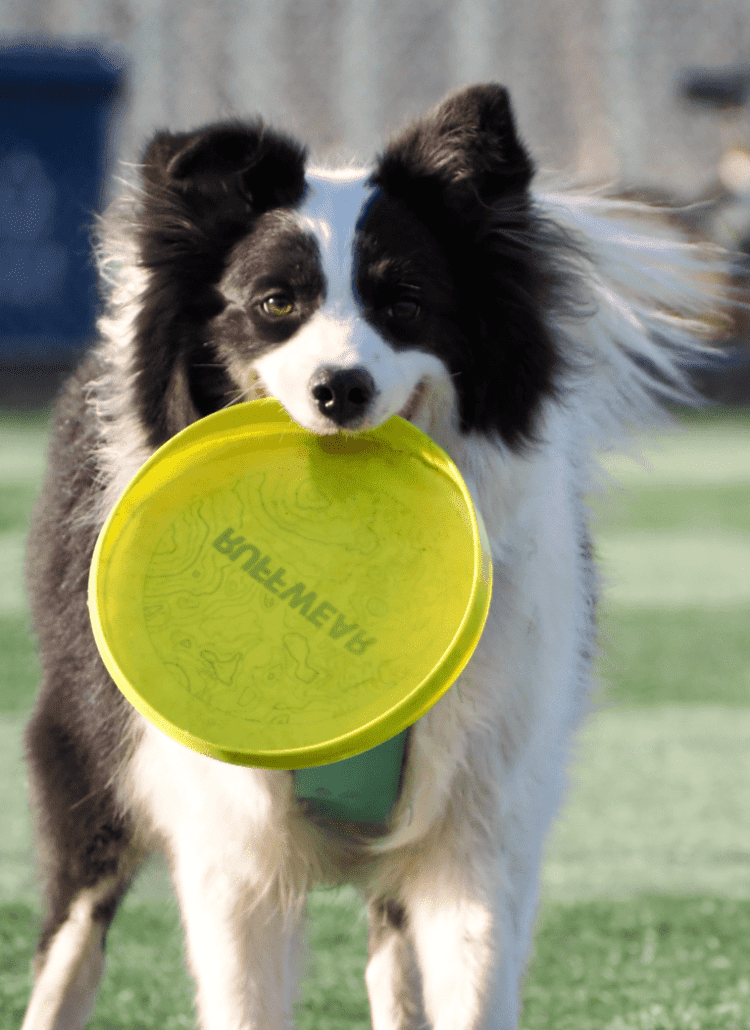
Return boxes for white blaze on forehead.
[298,169,373,310]
[253,166,455,436]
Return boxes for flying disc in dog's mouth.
[88,398,492,770]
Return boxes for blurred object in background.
[0,41,125,405]
[675,64,750,402]
[3,0,749,199]
[680,65,750,255]
[0,0,748,403]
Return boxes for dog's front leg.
[405,863,523,1030]
[172,855,303,1030]
[366,897,425,1030]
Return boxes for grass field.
[1,406,748,1029]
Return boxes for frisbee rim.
[88,399,492,768]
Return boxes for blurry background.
[4,0,750,188]
[3,0,750,399]
[1,4,749,1029]
[4,0,750,189]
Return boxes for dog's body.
[22,85,714,1030]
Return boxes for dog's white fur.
[23,152,719,1030]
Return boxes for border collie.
[22,84,716,1030]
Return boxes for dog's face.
[131,85,565,451]
[213,170,454,435]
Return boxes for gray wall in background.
[2,0,750,198]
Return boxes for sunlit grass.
[522,894,750,1030]
[598,606,750,708]
[4,894,750,1030]
[594,481,750,534]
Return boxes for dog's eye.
[261,296,294,318]
[388,299,421,321]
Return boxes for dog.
[21,84,717,1030]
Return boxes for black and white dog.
[22,85,714,1030]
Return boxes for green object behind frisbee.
[88,398,492,771]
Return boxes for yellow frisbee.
[88,399,492,769]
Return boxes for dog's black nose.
[311,368,375,426]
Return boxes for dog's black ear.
[374,84,533,208]
[142,122,307,213]
[371,86,561,448]
[132,122,307,449]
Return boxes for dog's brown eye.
[389,299,421,321]
[262,296,294,317]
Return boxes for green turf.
[0,419,48,486]
[299,888,370,1030]
[601,419,750,486]
[0,894,372,1030]
[2,406,748,1028]
[0,484,39,536]
[4,893,750,1030]
[598,531,750,608]
[0,904,36,1030]
[593,481,750,534]
[543,707,750,902]
[597,606,750,707]
[0,616,38,715]
[0,901,196,1030]
[0,532,27,620]
[522,894,750,1030]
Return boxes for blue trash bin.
[0,42,125,365]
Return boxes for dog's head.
[129,85,566,451]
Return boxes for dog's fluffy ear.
[143,122,307,213]
[374,83,533,208]
[132,123,307,448]
[372,85,565,448]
